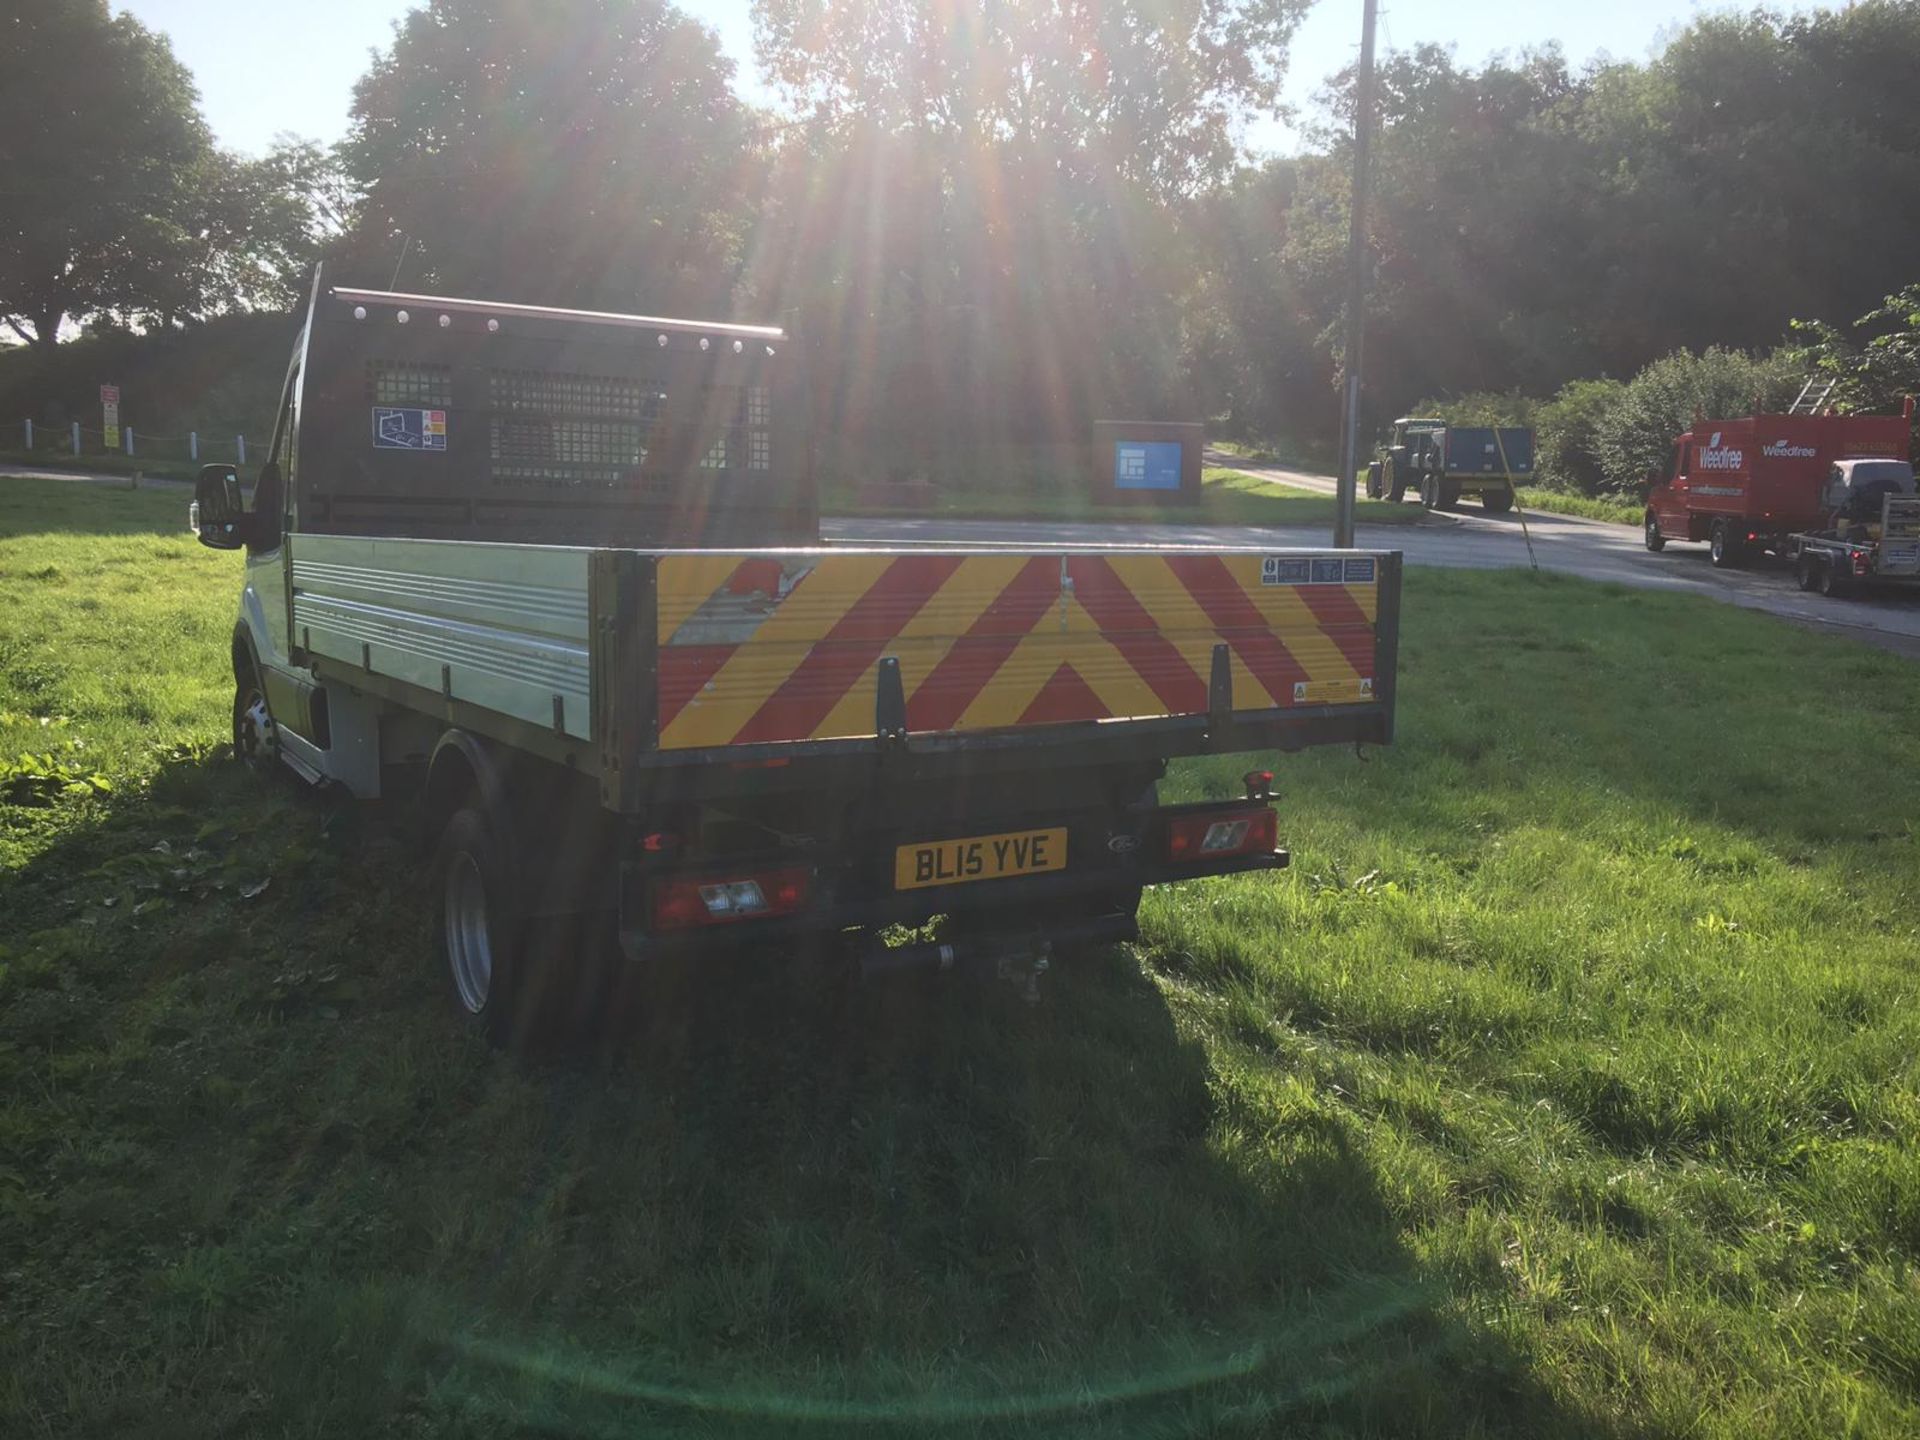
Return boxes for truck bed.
[291,534,1399,807]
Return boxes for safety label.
[372,407,447,451]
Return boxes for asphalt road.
[11,460,1919,656]
[826,456,1920,658]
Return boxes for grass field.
[823,467,1422,527]
[1515,489,1642,526]
[4,479,1920,1437]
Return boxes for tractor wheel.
[1366,461,1383,500]
[1419,473,1440,510]
[1644,510,1667,553]
[1796,553,1820,591]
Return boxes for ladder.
[1789,375,1837,414]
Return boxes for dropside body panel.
[654,548,1382,749]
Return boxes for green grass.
[5,479,1920,1436]
[824,467,1423,527]
[1207,436,1341,475]
[1516,488,1641,525]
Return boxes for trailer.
[1643,391,1914,567]
[1786,460,1920,597]
[1366,417,1534,512]
[189,276,1402,1042]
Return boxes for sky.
[118,0,1807,159]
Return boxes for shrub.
[1592,348,1802,491]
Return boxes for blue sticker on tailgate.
[372,407,447,451]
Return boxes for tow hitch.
[858,911,1140,999]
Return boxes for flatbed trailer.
[191,277,1401,1041]
[1785,462,1920,598]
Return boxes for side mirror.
[192,464,247,550]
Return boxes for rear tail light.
[1854,550,1872,576]
[1163,806,1278,864]
[651,867,810,931]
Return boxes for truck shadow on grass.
[1,753,1613,1440]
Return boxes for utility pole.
[1334,0,1379,549]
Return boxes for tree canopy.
[341,0,755,312]
[753,0,1310,199]
[0,0,210,350]
[0,0,333,351]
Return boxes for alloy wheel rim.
[237,688,274,762]
[445,852,494,1014]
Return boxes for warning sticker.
[1291,677,1375,705]
[372,407,447,451]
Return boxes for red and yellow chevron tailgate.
[654,551,1380,750]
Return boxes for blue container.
[1443,427,1534,476]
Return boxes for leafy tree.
[753,0,1310,200]
[343,0,754,312]
[1533,378,1627,495]
[0,0,210,351]
[1794,284,1920,413]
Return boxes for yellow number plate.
[894,827,1068,891]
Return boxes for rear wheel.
[1817,559,1850,598]
[1709,518,1743,568]
[433,805,528,1046]
[1365,461,1383,500]
[1796,553,1820,591]
[1644,510,1667,552]
[1481,486,1514,513]
[1420,472,1440,510]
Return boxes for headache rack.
[293,286,814,547]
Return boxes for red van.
[1644,404,1912,567]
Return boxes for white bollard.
[124,427,134,456]
[71,421,80,454]
[189,431,198,461]
[236,434,246,465]
[24,418,31,450]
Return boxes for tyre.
[1441,481,1462,511]
[1708,518,1743,569]
[1420,472,1440,510]
[1482,486,1514,514]
[232,658,278,771]
[1796,553,1819,591]
[433,805,528,1046]
[1388,470,1408,503]
[1817,559,1850,599]
[1366,462,1383,500]
[1644,510,1667,552]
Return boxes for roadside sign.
[100,384,120,450]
